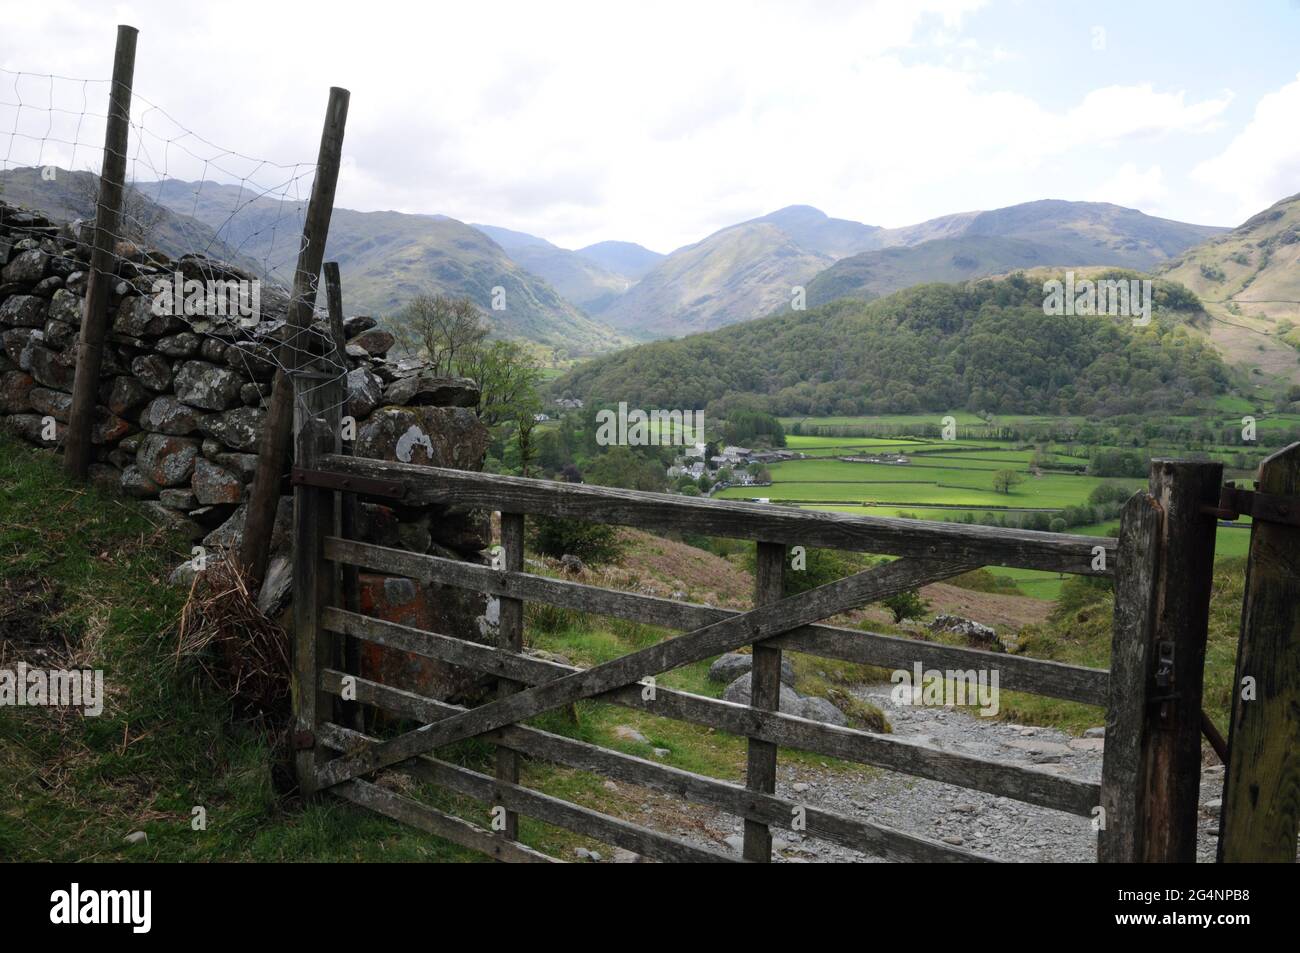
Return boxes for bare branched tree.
[394,294,489,375]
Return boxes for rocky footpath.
[0,200,500,704]
[690,681,1233,863]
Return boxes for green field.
[726,421,1260,600]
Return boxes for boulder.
[797,696,849,727]
[197,406,265,450]
[342,315,377,337]
[42,318,76,350]
[173,360,244,411]
[223,341,277,381]
[131,354,173,392]
[214,451,259,481]
[0,295,49,328]
[345,368,384,419]
[722,672,805,715]
[1,327,40,366]
[347,327,394,357]
[136,433,199,487]
[354,406,488,469]
[708,651,796,687]
[929,614,1004,652]
[1,249,49,284]
[382,374,480,408]
[140,395,201,435]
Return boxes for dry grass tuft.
[176,559,290,716]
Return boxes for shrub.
[527,515,626,566]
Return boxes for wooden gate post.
[291,371,344,796]
[242,86,350,587]
[1219,442,1300,861]
[1099,491,1162,862]
[64,24,137,479]
[1142,458,1222,862]
[495,512,526,841]
[743,541,785,862]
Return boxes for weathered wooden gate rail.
[291,396,1300,862]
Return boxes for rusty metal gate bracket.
[1201,482,1300,527]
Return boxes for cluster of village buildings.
[666,443,801,486]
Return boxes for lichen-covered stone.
[197,406,264,451]
[140,395,201,435]
[136,432,199,487]
[0,294,49,328]
[173,360,244,411]
[192,458,243,505]
[355,406,488,469]
[131,353,173,392]
[383,374,480,409]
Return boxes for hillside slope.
[139,180,626,356]
[597,221,832,337]
[1158,192,1300,391]
[473,223,635,313]
[809,200,1226,307]
[556,274,1230,417]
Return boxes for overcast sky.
[3,0,1298,252]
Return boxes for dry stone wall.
[0,200,498,705]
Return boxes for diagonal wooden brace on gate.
[314,555,975,790]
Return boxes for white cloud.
[1089,163,1168,211]
[1192,73,1300,223]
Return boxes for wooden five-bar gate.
[287,376,1300,863]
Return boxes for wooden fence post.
[743,541,785,862]
[1142,458,1222,862]
[495,513,526,842]
[64,24,137,479]
[1219,442,1300,861]
[1098,491,1162,862]
[291,371,343,796]
[241,86,350,587]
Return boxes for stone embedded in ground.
[172,360,244,411]
[257,555,294,618]
[722,672,805,715]
[355,406,488,468]
[347,327,395,357]
[197,406,265,451]
[192,458,243,505]
[345,368,384,420]
[131,353,173,392]
[708,651,796,686]
[798,696,849,727]
[5,412,64,445]
[139,501,205,542]
[382,374,481,409]
[136,432,200,487]
[159,488,198,511]
[1,249,49,284]
[0,295,50,328]
[140,395,201,435]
